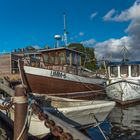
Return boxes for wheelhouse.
[39,47,85,67]
[108,61,140,79]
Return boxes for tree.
[68,43,96,70]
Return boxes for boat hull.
[106,80,140,104]
[0,108,49,138]
[56,100,116,126]
[21,66,106,99]
[0,98,115,138]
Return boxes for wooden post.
[13,85,28,140]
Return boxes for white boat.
[0,95,115,138]
[106,60,140,104]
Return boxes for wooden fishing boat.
[19,47,106,99]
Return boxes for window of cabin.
[43,54,49,63]
[74,53,78,65]
[54,52,59,65]
[30,57,40,67]
[49,53,55,64]
[120,65,128,77]
[66,50,70,64]
[12,60,19,74]
[59,52,65,65]
[77,54,81,66]
[72,52,77,65]
[139,65,140,76]
[110,66,118,77]
[131,65,139,77]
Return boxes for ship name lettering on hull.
[50,70,66,78]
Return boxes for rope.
[127,82,140,95]
[90,113,109,140]
[12,96,28,104]
[72,74,105,94]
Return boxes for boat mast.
[122,45,128,62]
[63,13,68,47]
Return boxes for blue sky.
[0,0,139,59]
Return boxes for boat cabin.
[40,47,84,66]
[40,47,86,74]
[107,61,140,79]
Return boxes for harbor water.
[1,102,140,140]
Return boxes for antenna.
[54,35,61,48]
[121,42,129,62]
[63,12,68,47]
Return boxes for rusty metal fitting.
[44,120,50,128]
[32,104,41,115]
[52,126,63,137]
[47,120,55,129]
[51,128,60,136]
[38,112,48,121]
[0,102,13,110]
[61,132,73,140]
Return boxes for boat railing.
[23,57,96,77]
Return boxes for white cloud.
[97,0,140,60]
[94,36,131,60]
[33,45,41,49]
[103,0,140,21]
[103,9,116,21]
[70,32,84,41]
[90,12,98,20]
[81,39,96,46]
[79,32,84,36]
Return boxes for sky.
[0,0,139,60]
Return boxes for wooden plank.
[0,82,15,97]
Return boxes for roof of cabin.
[108,61,140,66]
[39,47,85,55]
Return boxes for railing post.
[13,85,28,140]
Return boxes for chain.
[31,102,78,140]
[0,101,13,110]
[0,94,90,140]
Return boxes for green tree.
[68,43,96,70]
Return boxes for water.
[108,103,140,140]
[1,103,140,140]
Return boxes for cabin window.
[54,52,59,65]
[72,52,78,65]
[66,50,70,64]
[74,53,78,65]
[12,60,19,74]
[59,52,65,65]
[120,65,128,77]
[77,55,81,66]
[30,57,40,67]
[110,66,118,77]
[49,55,55,64]
[131,65,139,77]
[43,54,49,63]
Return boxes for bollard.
[13,85,28,140]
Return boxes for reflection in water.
[109,103,140,140]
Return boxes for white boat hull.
[0,97,115,138]
[106,80,140,104]
[44,99,116,126]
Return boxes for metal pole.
[13,85,28,140]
